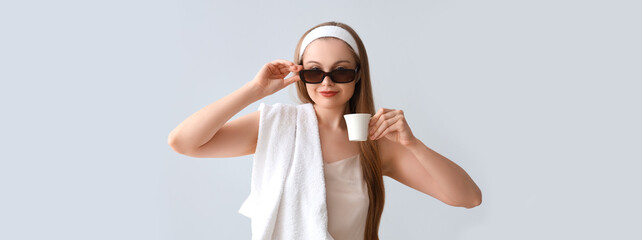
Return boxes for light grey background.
[1,0,640,239]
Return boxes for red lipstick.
[320,91,337,97]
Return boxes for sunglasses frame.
[298,66,360,84]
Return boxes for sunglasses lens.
[300,68,357,83]
[331,69,356,83]
[302,70,324,83]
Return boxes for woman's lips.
[320,91,337,97]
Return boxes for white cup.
[343,113,372,141]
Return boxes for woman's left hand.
[368,108,418,147]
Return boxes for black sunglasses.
[299,66,359,84]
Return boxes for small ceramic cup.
[343,113,372,141]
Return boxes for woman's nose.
[321,75,334,85]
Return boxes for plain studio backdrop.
[1,0,640,239]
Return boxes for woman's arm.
[380,136,482,208]
[168,59,302,155]
[168,83,263,154]
[404,138,482,208]
[370,108,482,208]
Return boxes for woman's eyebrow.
[304,60,351,65]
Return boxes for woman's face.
[301,37,358,109]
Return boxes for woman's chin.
[313,97,347,108]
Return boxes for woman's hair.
[293,21,385,240]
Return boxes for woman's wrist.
[242,82,266,102]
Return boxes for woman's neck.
[313,103,349,131]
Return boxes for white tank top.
[323,154,369,240]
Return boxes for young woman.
[168,21,482,240]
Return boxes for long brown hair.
[293,21,385,240]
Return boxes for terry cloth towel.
[238,102,334,240]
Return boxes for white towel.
[239,102,334,240]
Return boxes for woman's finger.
[369,108,387,127]
[375,116,403,140]
[273,61,302,76]
[277,65,292,75]
[272,59,295,66]
[370,109,396,136]
[371,113,402,140]
[284,74,301,85]
[267,59,292,70]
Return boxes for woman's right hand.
[248,59,303,98]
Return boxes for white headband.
[298,25,360,60]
